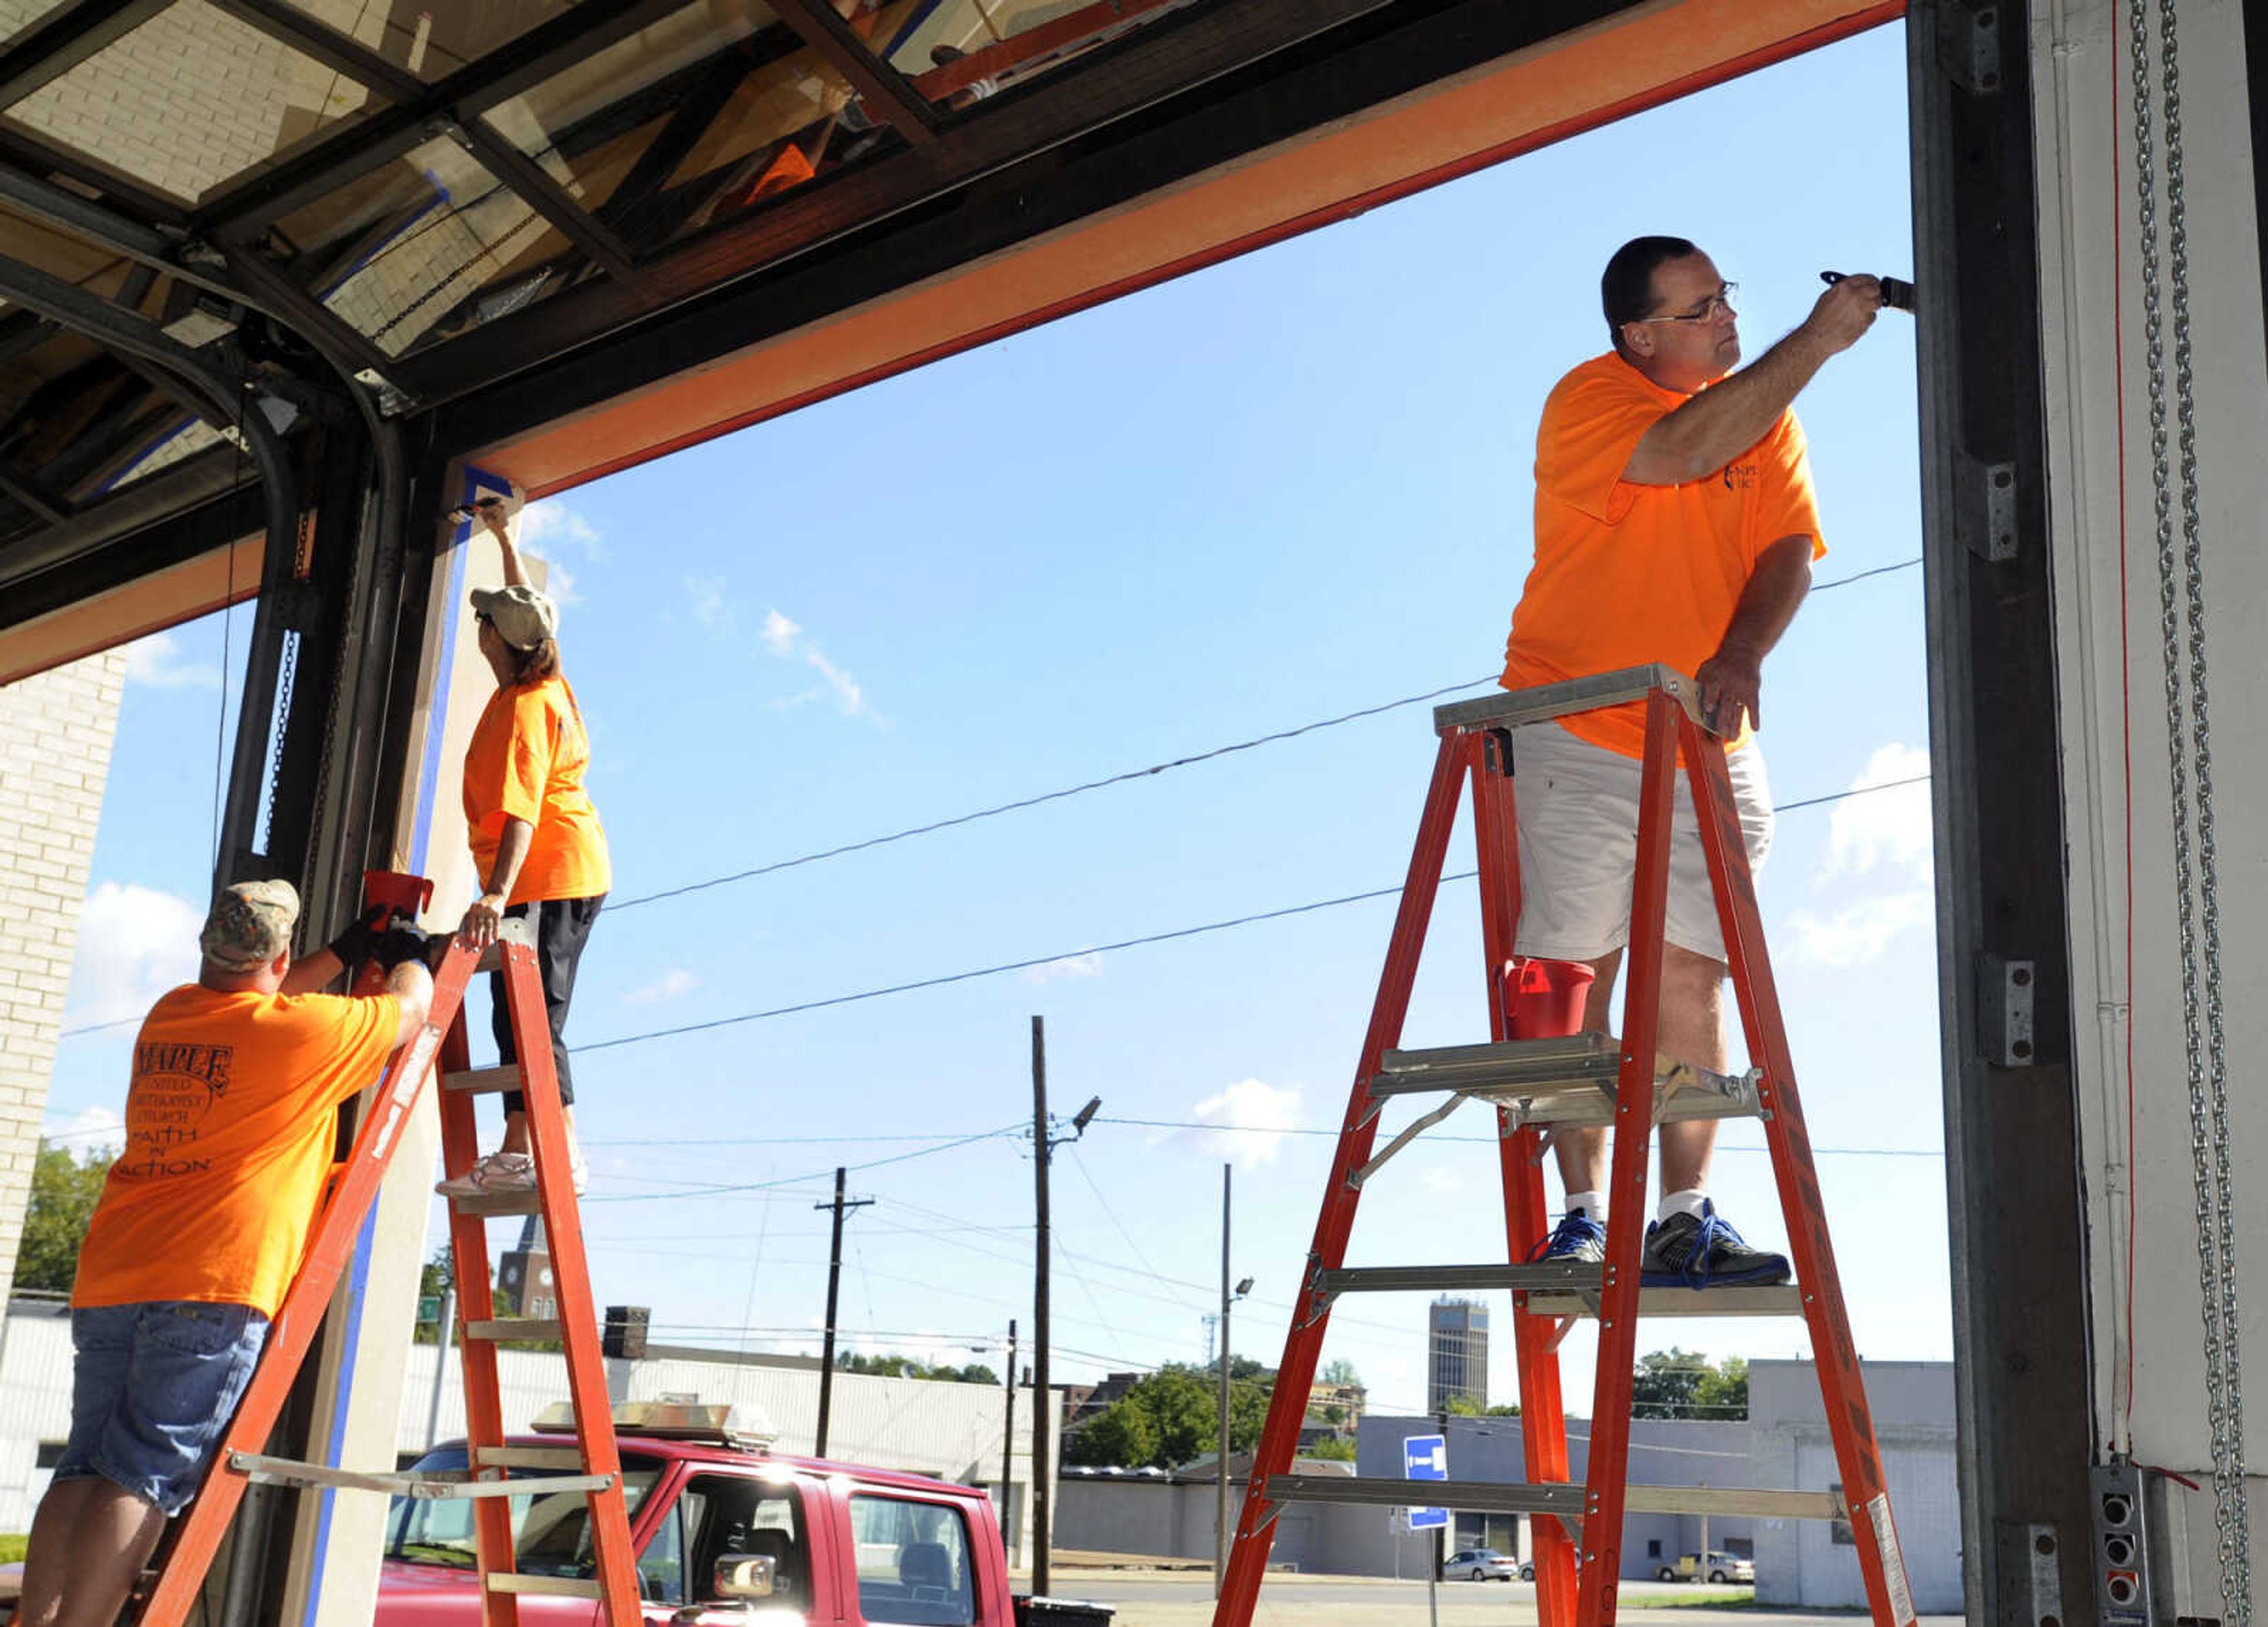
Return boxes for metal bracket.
[1940,2,2003,96]
[1959,454,2019,559]
[1998,1521,2065,1627]
[1482,725,1516,778]
[1979,954,2037,1067]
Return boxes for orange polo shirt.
[73,986,402,1317]
[462,676,612,904]
[1501,352,1826,758]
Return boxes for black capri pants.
[491,894,604,1113]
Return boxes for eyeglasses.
[1630,283,1738,325]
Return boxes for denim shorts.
[55,1300,270,1515]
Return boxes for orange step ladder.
[140,870,639,1626]
[1211,666,1917,1627]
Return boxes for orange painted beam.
[487,0,1905,497]
[0,532,262,686]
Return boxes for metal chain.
[2130,4,2251,1616]
[2157,3,2253,1610]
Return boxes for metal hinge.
[1979,954,2037,1067]
[1958,454,2019,560]
[1941,3,2003,96]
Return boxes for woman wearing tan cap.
[440,501,610,1197]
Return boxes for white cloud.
[624,968,699,1005]
[121,632,219,689]
[516,498,605,559]
[64,883,204,1026]
[687,574,729,628]
[47,1106,125,1157]
[1419,1167,1465,1194]
[760,609,801,657]
[1819,744,1933,882]
[542,557,582,607]
[1184,1078,1303,1169]
[1023,953,1103,986]
[758,608,877,720]
[1790,889,1935,969]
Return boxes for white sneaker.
[435,1151,537,1198]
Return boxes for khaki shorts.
[1510,722,1773,965]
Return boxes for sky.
[40,21,1940,1430]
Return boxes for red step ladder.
[1211,666,1917,1627]
[140,871,640,1626]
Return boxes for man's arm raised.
[1625,276,1881,487]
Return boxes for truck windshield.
[382,1446,663,1575]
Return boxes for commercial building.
[1426,1297,1488,1414]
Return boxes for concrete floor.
[1024,1571,1965,1626]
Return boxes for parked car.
[1446,1547,1518,1582]
[1655,1549,1755,1584]
[1518,1558,1536,1582]
[375,1399,1109,1625]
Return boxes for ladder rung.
[450,1189,543,1217]
[467,1319,564,1342]
[1524,1284,1806,1319]
[1432,663,1699,734]
[227,1453,612,1501]
[473,918,537,974]
[1317,1262,1599,1297]
[476,1445,585,1471]
[486,1574,604,1599]
[1370,1036,1761,1125]
[442,1064,522,1095]
[1266,1475,1837,1522]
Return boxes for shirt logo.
[1722,462,1759,491]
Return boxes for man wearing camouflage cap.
[18,879,432,1627]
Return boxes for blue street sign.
[1404,1432,1448,1530]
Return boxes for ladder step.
[442,1064,522,1095]
[472,918,537,974]
[466,1319,565,1342]
[449,1189,543,1217]
[1370,1036,1761,1125]
[1432,662,1696,735]
[476,1445,585,1471]
[1317,1261,1599,1297]
[1525,1284,1806,1319]
[486,1574,604,1599]
[1267,1475,1837,1521]
[227,1453,612,1500]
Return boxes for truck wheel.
[1709,1570,1728,1584]
[1658,1567,1677,1582]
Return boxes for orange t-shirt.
[73,986,402,1317]
[1501,352,1826,758]
[462,676,612,904]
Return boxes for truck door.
[636,1471,813,1623]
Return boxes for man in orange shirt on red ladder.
[1506,237,1882,1287]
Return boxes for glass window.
[3,0,384,204]
[381,1447,662,1573]
[679,1473,808,1608]
[638,1498,686,1604]
[269,0,599,82]
[849,1494,977,1626]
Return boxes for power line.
[574,771,1931,1057]
[608,676,1497,913]
[1094,1116,1944,1159]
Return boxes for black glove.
[325,912,380,970]
[372,925,432,973]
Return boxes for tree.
[1632,1349,1746,1420]
[413,1247,454,1346]
[1319,1358,1363,1388]
[13,1141,112,1293]
[1305,1437,1358,1462]
[834,1352,998,1385]
[1063,1364,1272,1469]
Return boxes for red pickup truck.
[375,1402,1102,1627]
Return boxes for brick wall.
[0,653,126,1294]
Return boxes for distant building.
[1428,1297,1488,1412]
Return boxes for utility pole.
[1032,1016,1052,1597]
[812,1166,873,1458]
[1215,1163,1231,1597]
[1029,1016,1101,1599]
[1002,1319,1019,1564]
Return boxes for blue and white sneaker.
[1639,1199,1790,1287]
[1527,1210,1607,1266]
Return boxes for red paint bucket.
[1505,956,1596,1039]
